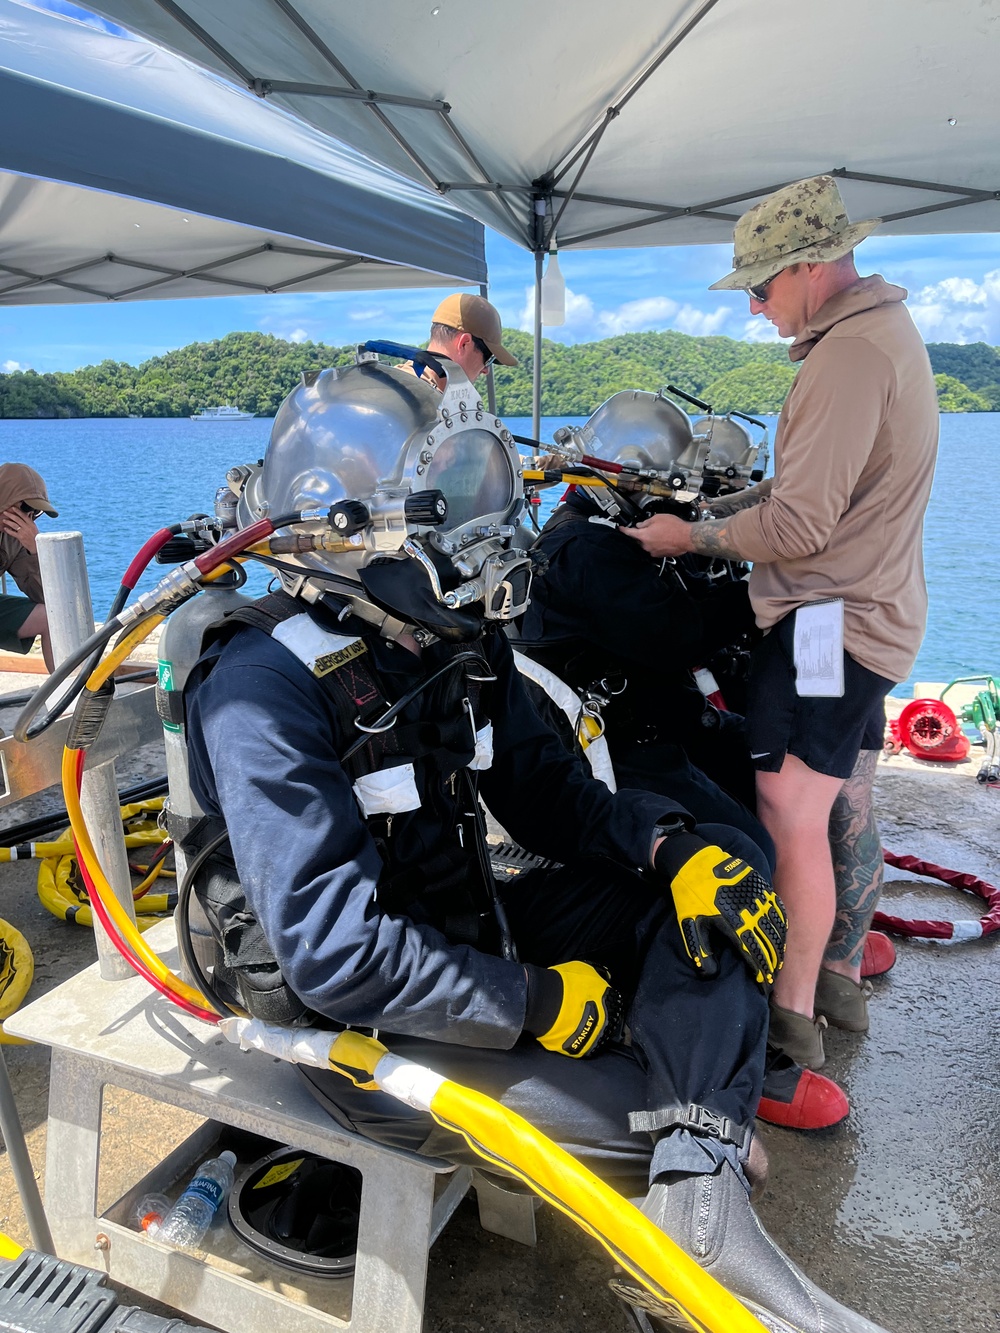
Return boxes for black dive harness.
[176,591,513,1025]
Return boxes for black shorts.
[745,613,895,780]
[0,594,38,653]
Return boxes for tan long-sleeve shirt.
[724,276,939,683]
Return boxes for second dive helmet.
[230,347,531,641]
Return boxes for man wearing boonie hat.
[0,461,57,671]
[408,292,517,389]
[624,175,938,1090]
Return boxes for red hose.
[194,516,274,574]
[580,453,624,474]
[122,527,176,590]
[874,851,1000,940]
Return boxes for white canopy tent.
[0,0,486,306]
[46,0,1000,424]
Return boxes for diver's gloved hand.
[523,961,624,1058]
[652,827,786,988]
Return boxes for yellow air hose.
[0,918,33,1046]
[223,1021,767,1333]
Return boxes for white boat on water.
[190,404,255,421]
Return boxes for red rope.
[873,851,1000,940]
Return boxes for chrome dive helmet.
[230,345,530,642]
[552,389,710,492]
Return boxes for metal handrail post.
[36,532,138,980]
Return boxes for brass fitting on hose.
[266,532,366,554]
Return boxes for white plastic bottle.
[157,1150,237,1250]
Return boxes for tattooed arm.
[701,478,773,518]
[622,510,749,561]
[825,748,884,972]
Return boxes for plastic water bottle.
[135,1192,171,1236]
[158,1150,237,1249]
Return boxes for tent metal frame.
[139,0,1000,429]
[0,243,371,302]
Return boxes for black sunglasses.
[471,335,496,370]
[18,502,41,519]
[747,272,781,304]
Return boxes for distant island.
[1,328,997,420]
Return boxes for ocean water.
[0,411,995,695]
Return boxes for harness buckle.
[627,1102,749,1150]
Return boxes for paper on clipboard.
[793,599,845,697]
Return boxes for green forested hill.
[0,327,996,419]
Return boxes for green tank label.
[158,659,182,733]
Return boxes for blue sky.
[3,228,1000,375]
[2,0,1000,373]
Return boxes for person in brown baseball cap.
[0,462,56,670]
[419,292,517,388]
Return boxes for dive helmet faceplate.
[233,356,530,639]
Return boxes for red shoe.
[757,1049,850,1130]
[860,929,896,978]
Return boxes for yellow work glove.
[653,830,786,988]
[524,960,624,1059]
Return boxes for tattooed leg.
[824,748,883,980]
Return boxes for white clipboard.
[793,599,845,697]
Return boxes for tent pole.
[532,250,543,439]
[480,281,497,415]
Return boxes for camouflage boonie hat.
[709,175,881,291]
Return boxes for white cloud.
[742,317,786,343]
[597,296,678,336]
[349,306,388,323]
[907,269,1000,343]
[518,285,736,342]
[672,305,730,337]
[286,328,309,344]
[2,359,25,372]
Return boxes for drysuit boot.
[814,968,873,1032]
[610,1163,891,1333]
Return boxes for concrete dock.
[0,671,996,1333]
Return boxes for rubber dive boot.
[757,1045,849,1130]
[860,930,896,979]
[610,1163,893,1333]
[768,1000,827,1069]
[814,969,873,1032]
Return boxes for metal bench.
[7,919,536,1333]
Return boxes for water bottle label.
[185,1176,224,1209]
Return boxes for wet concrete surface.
[0,671,997,1333]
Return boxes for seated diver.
[517,471,849,1132]
[181,352,890,1333]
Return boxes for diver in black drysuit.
[184,594,888,1332]
[185,598,768,1193]
[518,489,768,856]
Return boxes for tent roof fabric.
[0,0,485,304]
[82,0,1000,252]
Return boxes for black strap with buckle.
[628,1102,750,1151]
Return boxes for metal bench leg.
[349,1149,438,1333]
[472,1171,537,1247]
[42,1051,104,1266]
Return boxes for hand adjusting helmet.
[231,343,531,642]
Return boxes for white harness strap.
[512,650,617,792]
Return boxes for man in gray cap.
[624,176,938,1087]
